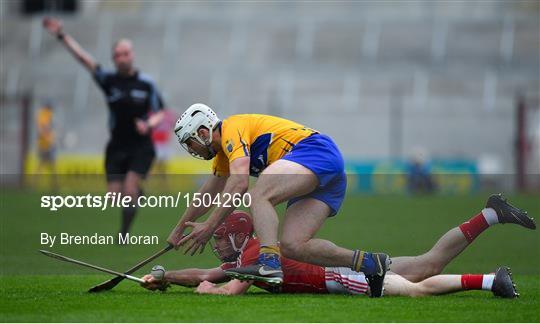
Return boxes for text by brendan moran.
[40,232,159,247]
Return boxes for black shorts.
[105,140,155,182]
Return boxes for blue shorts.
[281,134,347,216]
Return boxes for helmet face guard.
[174,103,220,160]
[211,236,240,263]
[179,134,216,160]
[211,232,250,263]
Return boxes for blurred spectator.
[35,101,58,190]
[407,148,436,194]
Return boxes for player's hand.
[195,280,216,294]
[135,118,150,135]
[140,274,168,291]
[42,17,63,37]
[167,222,188,249]
[179,221,214,256]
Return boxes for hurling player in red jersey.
[142,195,534,298]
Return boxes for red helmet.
[212,210,253,262]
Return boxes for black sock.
[120,206,137,236]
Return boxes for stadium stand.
[1,1,538,178]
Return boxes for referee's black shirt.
[93,66,162,145]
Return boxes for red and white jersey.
[220,238,369,295]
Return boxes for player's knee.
[409,283,430,297]
[425,260,444,278]
[417,280,440,297]
[280,239,303,260]
[248,186,279,205]
[247,187,263,202]
[419,253,444,279]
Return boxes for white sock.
[482,274,495,290]
[482,208,499,226]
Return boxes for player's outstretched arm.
[42,17,97,73]
[195,279,252,295]
[167,175,227,248]
[207,157,251,229]
[179,157,250,255]
[141,267,228,290]
[166,267,229,287]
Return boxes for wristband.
[57,32,65,41]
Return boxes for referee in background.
[43,17,165,238]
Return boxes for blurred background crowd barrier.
[1,0,539,193]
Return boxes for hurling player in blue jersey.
[168,105,391,297]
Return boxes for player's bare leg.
[281,198,389,297]
[391,228,468,282]
[384,272,463,297]
[250,160,318,248]
[227,160,318,284]
[384,267,518,298]
[226,160,390,295]
[281,198,353,266]
[391,194,536,282]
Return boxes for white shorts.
[325,267,369,295]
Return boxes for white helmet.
[174,103,221,160]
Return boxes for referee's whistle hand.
[135,119,150,135]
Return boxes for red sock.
[459,212,489,243]
[461,274,484,290]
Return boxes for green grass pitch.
[1,190,539,322]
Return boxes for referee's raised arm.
[43,17,97,73]
[42,16,167,238]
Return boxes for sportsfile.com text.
[40,192,252,211]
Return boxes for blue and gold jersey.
[212,114,317,176]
